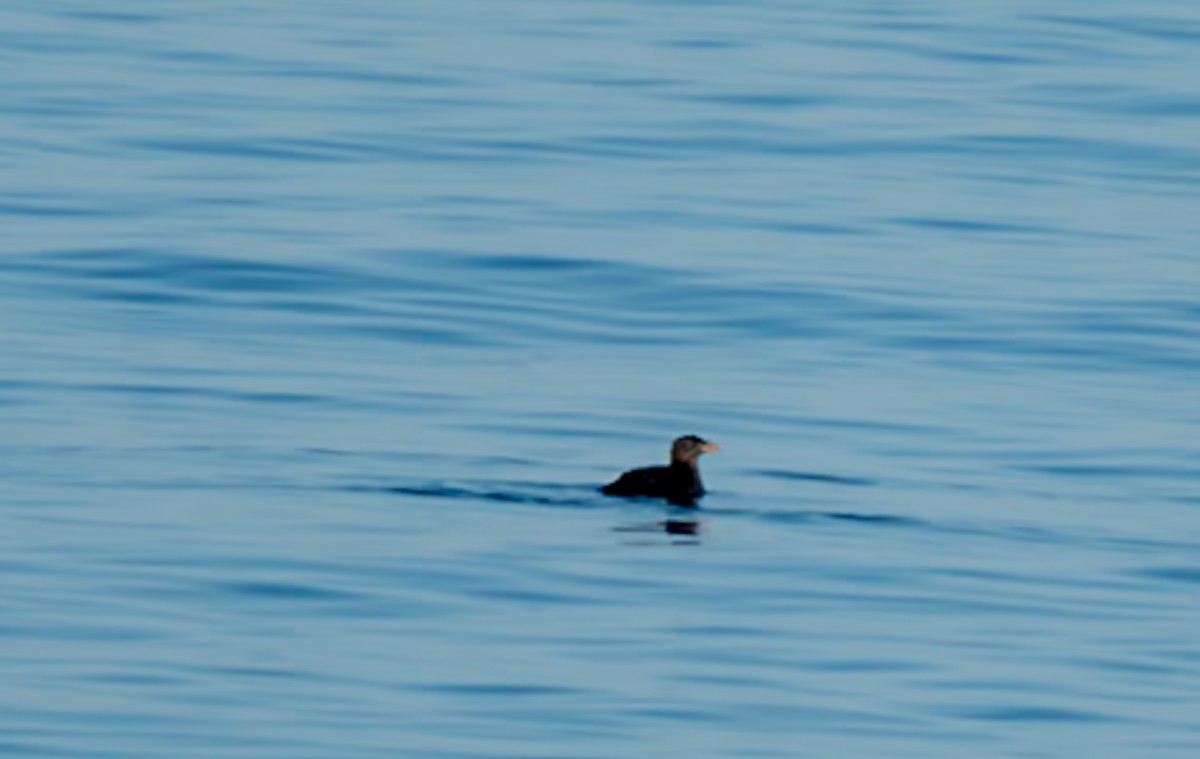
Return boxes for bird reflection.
[663,517,701,536]
[614,514,703,545]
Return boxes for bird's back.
[601,464,704,504]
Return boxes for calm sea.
[3,2,1199,757]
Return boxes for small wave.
[754,469,876,486]
[954,705,1115,723]
[1129,567,1200,585]
[363,482,597,508]
[208,580,365,602]
[742,509,923,528]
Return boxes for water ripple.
[4,2,1200,758]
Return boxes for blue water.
[3,2,1200,757]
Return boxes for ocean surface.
[3,2,1199,757]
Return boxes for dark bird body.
[601,435,719,506]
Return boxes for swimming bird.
[600,435,719,506]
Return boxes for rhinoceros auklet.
[600,435,719,506]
